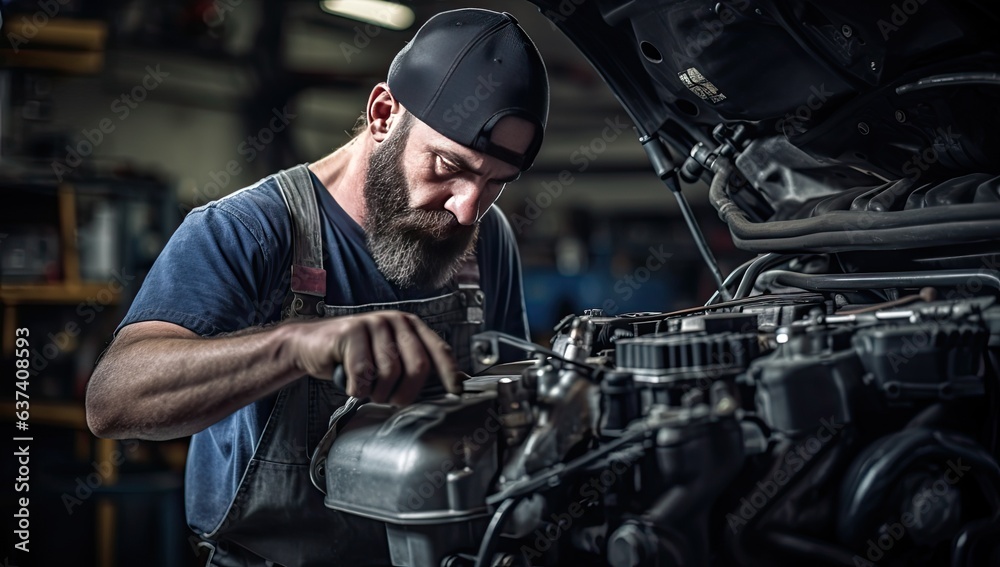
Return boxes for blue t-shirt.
[116,167,529,534]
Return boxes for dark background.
[0,1,751,565]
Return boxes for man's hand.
[290,311,462,405]
[85,312,462,440]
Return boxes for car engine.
[310,1,1000,565]
[310,264,1000,566]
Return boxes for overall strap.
[275,163,327,318]
[454,254,481,288]
[454,255,484,329]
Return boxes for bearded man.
[85,8,548,566]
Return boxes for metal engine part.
[312,288,1000,567]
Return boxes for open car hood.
[525,0,1000,255]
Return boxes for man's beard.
[362,120,479,290]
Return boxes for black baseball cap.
[386,8,549,171]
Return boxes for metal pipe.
[761,269,1000,293]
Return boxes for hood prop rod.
[640,133,732,301]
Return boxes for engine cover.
[323,390,500,524]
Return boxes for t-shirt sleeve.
[479,206,531,361]
[116,196,286,337]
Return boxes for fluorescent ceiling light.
[321,0,415,31]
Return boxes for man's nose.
[444,181,484,225]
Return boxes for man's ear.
[366,83,403,143]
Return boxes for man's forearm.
[87,310,460,440]
[86,322,305,441]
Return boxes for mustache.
[388,207,467,240]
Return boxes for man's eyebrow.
[437,149,521,183]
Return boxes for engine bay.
[311,267,1000,566]
[308,1,1000,564]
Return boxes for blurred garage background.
[0,1,752,565]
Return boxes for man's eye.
[437,156,460,174]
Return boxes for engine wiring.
[707,157,1000,253]
[758,269,1000,294]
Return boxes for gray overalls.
[199,164,485,566]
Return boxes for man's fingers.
[406,314,461,394]
[342,326,376,398]
[386,316,432,405]
[367,317,401,403]
[322,311,462,404]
